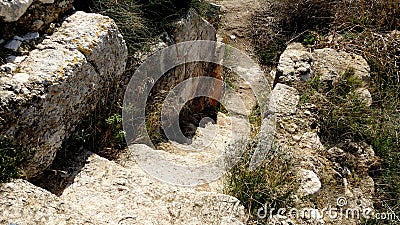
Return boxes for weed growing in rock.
[225,139,297,222]
[105,113,125,146]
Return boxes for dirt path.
[211,0,261,57]
[211,0,266,118]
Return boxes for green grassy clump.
[304,68,370,143]
[225,139,297,222]
[105,113,126,147]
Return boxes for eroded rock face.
[277,42,313,82]
[269,83,300,115]
[0,11,128,178]
[268,79,377,224]
[144,10,223,144]
[0,150,247,224]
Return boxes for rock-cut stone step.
[59,151,246,225]
[0,179,98,225]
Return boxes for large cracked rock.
[0,11,127,178]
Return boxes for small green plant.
[105,113,125,145]
[218,104,229,115]
[225,139,297,221]
[0,136,31,182]
[190,0,221,27]
[302,33,316,46]
[222,68,238,91]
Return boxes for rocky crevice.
[1,3,249,225]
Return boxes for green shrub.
[105,113,125,145]
[334,0,400,31]
[269,0,336,32]
[225,140,297,221]
[300,68,371,144]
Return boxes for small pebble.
[13,36,24,41]
[13,73,30,83]
[0,63,18,73]
[20,87,30,94]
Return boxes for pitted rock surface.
[0,11,128,178]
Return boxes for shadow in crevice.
[178,97,219,141]
[29,142,91,196]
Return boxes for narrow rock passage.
[0,1,270,224]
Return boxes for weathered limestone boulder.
[0,0,55,22]
[0,11,127,178]
[313,47,370,84]
[277,42,370,86]
[268,83,299,115]
[277,42,313,82]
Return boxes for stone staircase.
[0,151,246,225]
[0,115,247,225]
